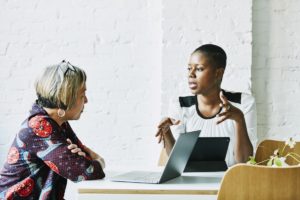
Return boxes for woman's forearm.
[234,116,253,163]
[163,128,176,155]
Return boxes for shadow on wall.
[252,0,272,142]
[252,0,300,142]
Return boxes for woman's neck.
[196,88,222,118]
[197,88,222,106]
[43,107,66,126]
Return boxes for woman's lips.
[189,82,197,90]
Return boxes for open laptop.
[184,137,230,172]
[110,130,200,184]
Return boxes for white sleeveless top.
[169,90,257,166]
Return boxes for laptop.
[110,130,200,184]
[184,137,230,172]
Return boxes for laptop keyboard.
[111,171,163,183]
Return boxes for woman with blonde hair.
[0,60,105,199]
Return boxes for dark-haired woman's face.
[187,52,223,95]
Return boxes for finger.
[216,114,230,124]
[218,112,228,117]
[157,118,170,128]
[158,118,175,128]
[71,148,82,153]
[66,138,72,144]
[158,134,162,144]
[219,91,228,105]
[162,134,166,148]
[67,144,78,150]
[68,144,78,150]
[155,128,163,137]
[225,104,231,112]
[78,152,86,157]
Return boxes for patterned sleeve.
[63,122,94,161]
[168,97,186,140]
[28,115,105,182]
[241,93,258,150]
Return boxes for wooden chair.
[255,139,300,165]
[217,164,300,200]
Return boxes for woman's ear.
[214,68,224,86]
[216,68,225,80]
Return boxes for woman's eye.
[187,67,191,71]
[196,68,203,71]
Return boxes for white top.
[169,90,257,166]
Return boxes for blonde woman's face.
[65,83,88,120]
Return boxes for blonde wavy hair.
[35,61,86,110]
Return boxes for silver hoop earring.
[57,109,66,118]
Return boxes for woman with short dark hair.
[156,44,257,166]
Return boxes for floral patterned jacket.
[0,103,105,200]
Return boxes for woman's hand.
[217,91,244,124]
[83,145,106,169]
[155,117,180,147]
[217,91,253,162]
[66,139,105,169]
[67,138,86,157]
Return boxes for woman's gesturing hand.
[217,91,244,124]
[155,117,180,147]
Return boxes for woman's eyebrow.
[188,64,205,67]
[188,63,199,66]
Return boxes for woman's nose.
[189,68,196,78]
[84,96,88,104]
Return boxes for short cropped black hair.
[193,44,227,69]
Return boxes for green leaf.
[267,158,273,166]
[246,156,257,165]
[274,157,282,167]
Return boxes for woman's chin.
[70,114,82,120]
[189,89,198,95]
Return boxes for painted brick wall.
[161,0,253,117]
[0,0,162,169]
[253,0,300,141]
[5,0,295,198]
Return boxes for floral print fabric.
[0,103,105,200]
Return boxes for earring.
[57,108,66,118]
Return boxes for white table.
[74,171,224,200]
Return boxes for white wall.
[161,0,252,116]
[253,0,300,141]
[0,0,253,170]
[0,0,162,169]
[2,0,300,198]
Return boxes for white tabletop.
[76,170,224,195]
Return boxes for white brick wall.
[161,0,252,116]
[3,0,299,198]
[253,0,300,142]
[0,0,253,172]
[0,0,162,169]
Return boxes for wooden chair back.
[255,139,300,165]
[217,164,300,200]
